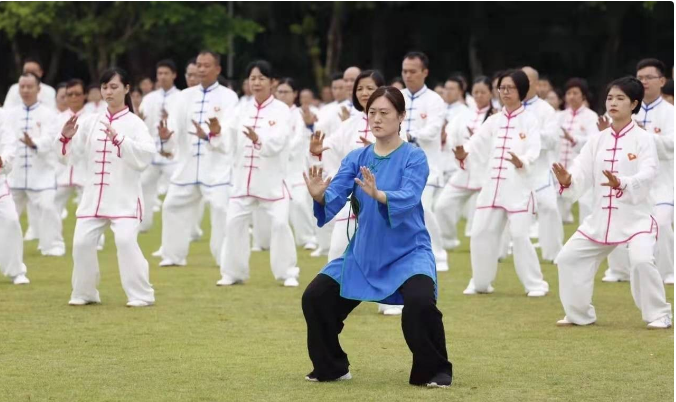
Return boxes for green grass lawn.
[0,202,673,402]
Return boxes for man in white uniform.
[4,58,56,110]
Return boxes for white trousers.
[556,231,671,324]
[469,208,548,293]
[328,214,356,262]
[288,183,316,246]
[55,186,77,218]
[606,205,674,282]
[140,163,177,232]
[0,194,27,278]
[252,210,271,250]
[535,184,563,261]
[433,185,478,245]
[13,189,64,252]
[423,186,448,270]
[221,196,299,282]
[71,218,154,303]
[161,183,229,265]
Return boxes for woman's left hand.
[506,152,523,168]
[355,166,386,203]
[100,121,118,141]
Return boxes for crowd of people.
[0,50,673,386]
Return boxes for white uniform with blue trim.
[401,85,448,271]
[160,82,239,265]
[5,102,64,254]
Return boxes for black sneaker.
[304,371,352,382]
[305,372,318,382]
[426,372,452,388]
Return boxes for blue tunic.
[314,142,437,305]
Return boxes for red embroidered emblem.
[269,120,276,126]
[519,133,526,140]
[420,113,427,119]
[628,153,637,161]
[654,127,662,134]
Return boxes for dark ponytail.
[100,67,134,114]
[472,75,494,123]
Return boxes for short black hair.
[19,72,41,85]
[449,72,468,91]
[66,79,85,93]
[245,60,275,79]
[352,69,386,112]
[606,76,644,115]
[198,50,221,66]
[87,83,100,92]
[56,82,67,90]
[137,76,153,86]
[472,76,493,92]
[662,79,674,96]
[445,75,465,91]
[23,57,43,69]
[497,69,530,101]
[156,59,177,74]
[636,58,666,76]
[564,77,591,101]
[185,57,197,69]
[390,76,404,86]
[366,86,406,117]
[331,72,344,83]
[404,51,429,69]
[277,77,298,92]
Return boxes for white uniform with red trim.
[523,96,563,261]
[440,101,470,182]
[434,105,490,246]
[462,105,548,294]
[401,85,448,271]
[5,102,64,254]
[137,86,180,232]
[160,82,239,265]
[557,106,598,223]
[54,108,88,218]
[220,95,299,283]
[0,108,28,279]
[58,107,156,304]
[555,122,671,324]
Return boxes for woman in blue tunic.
[302,86,453,387]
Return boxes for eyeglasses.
[66,92,84,97]
[637,75,662,82]
[498,85,517,93]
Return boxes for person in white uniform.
[137,59,181,233]
[400,51,448,272]
[158,51,238,267]
[0,108,30,285]
[3,57,56,110]
[59,67,156,307]
[218,60,300,287]
[454,69,549,297]
[553,76,672,329]
[6,73,65,256]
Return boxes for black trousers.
[301,273,453,385]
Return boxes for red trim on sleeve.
[59,135,72,156]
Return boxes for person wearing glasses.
[453,69,548,297]
[603,58,675,285]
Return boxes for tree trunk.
[11,37,22,79]
[324,1,344,85]
[45,44,63,85]
[468,33,483,78]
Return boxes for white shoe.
[310,248,327,258]
[152,205,161,213]
[24,227,37,241]
[647,316,672,330]
[443,239,461,250]
[216,276,242,286]
[284,277,299,287]
[382,306,403,316]
[68,298,98,306]
[97,234,105,251]
[463,285,494,295]
[251,245,263,252]
[663,275,674,285]
[126,300,154,307]
[602,273,629,283]
[436,263,449,272]
[61,209,68,220]
[527,290,547,297]
[42,247,66,257]
[12,274,30,285]
[532,242,541,249]
[303,241,318,250]
[190,228,203,242]
[556,316,575,327]
[159,259,186,267]
[151,248,163,258]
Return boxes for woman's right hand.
[453,145,468,161]
[552,163,572,187]
[309,130,330,156]
[303,165,332,204]
[61,116,79,139]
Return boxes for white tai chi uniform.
[0,109,28,279]
[556,122,671,324]
[220,95,299,283]
[5,102,64,254]
[138,86,180,232]
[4,82,57,110]
[434,105,490,246]
[160,82,238,265]
[523,96,563,261]
[401,85,449,271]
[463,105,548,294]
[557,106,598,223]
[440,101,470,183]
[54,108,88,217]
[606,97,674,283]
[58,107,156,304]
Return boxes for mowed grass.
[0,200,673,402]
